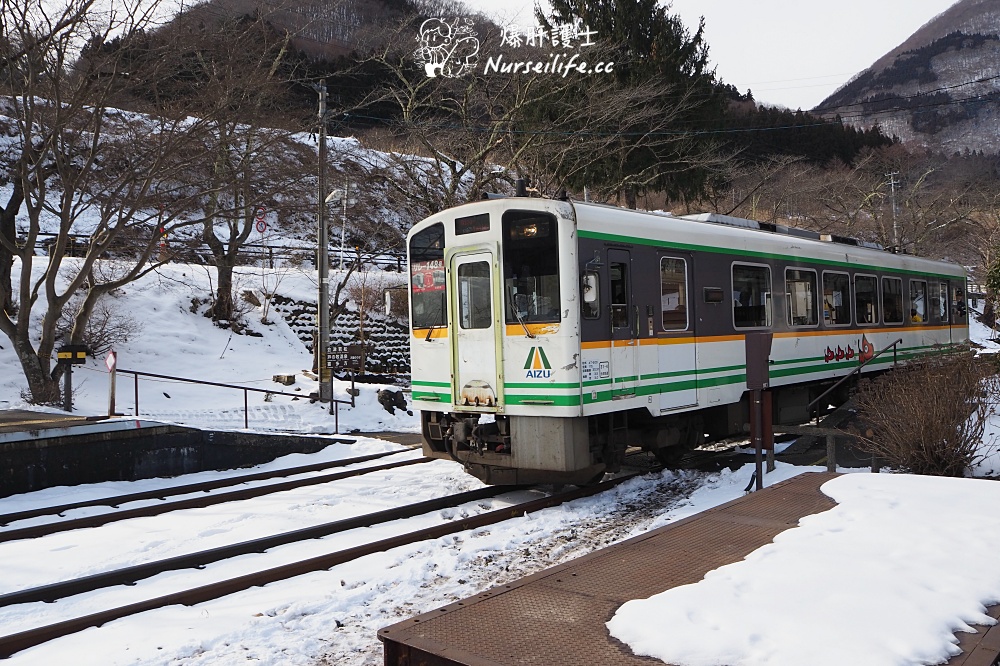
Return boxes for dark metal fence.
[116,368,352,432]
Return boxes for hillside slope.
[816,0,1000,154]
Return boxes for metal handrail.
[807,338,903,421]
[117,368,351,431]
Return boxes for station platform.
[0,409,166,445]
[379,472,1000,666]
[0,410,356,497]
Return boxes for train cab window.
[952,285,967,322]
[823,271,851,326]
[882,277,904,324]
[854,274,879,324]
[660,257,688,331]
[457,261,492,329]
[502,212,560,324]
[409,222,447,330]
[785,268,818,327]
[732,264,771,328]
[909,280,927,323]
[935,283,949,323]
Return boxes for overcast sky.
[459,0,961,111]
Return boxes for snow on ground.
[1,263,1000,665]
[609,473,1000,666]
[0,260,418,435]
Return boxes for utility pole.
[317,80,331,402]
[338,180,350,271]
[886,171,900,251]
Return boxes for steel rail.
[0,473,638,659]
[0,444,429,527]
[0,485,509,607]
[0,457,430,543]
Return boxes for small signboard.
[326,344,367,370]
[56,344,89,365]
[744,332,773,390]
[105,350,117,372]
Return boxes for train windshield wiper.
[424,324,444,342]
[507,287,536,339]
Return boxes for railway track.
[0,472,640,659]
[0,448,425,542]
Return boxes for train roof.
[568,200,965,279]
[408,197,966,279]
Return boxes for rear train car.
[406,197,969,485]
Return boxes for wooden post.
[108,367,117,417]
[63,365,73,412]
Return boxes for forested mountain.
[816,0,1000,154]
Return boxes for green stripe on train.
[504,393,581,406]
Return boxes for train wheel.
[653,445,686,467]
[651,415,703,468]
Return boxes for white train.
[405,196,968,485]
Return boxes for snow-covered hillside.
[0,260,418,435]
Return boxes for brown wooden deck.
[379,472,998,666]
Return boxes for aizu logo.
[524,346,553,379]
[414,18,480,78]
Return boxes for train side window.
[854,274,879,324]
[909,280,927,323]
[935,282,949,323]
[582,271,600,319]
[660,257,688,331]
[822,271,851,326]
[409,222,447,330]
[732,263,771,328]
[457,261,492,329]
[882,277,904,324]
[785,268,818,327]
[610,261,629,328]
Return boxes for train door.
[608,249,638,398]
[658,254,698,411]
[450,251,501,409]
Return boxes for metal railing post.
[134,374,139,416]
[244,389,249,429]
[826,434,836,473]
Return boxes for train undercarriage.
[420,381,852,486]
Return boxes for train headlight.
[509,221,550,239]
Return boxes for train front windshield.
[409,222,447,329]
[502,211,560,323]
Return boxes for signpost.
[326,344,367,410]
[744,332,773,491]
[106,350,118,416]
[56,344,89,412]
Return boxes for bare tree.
[352,19,542,220]
[0,0,224,403]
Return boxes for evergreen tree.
[536,0,728,202]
